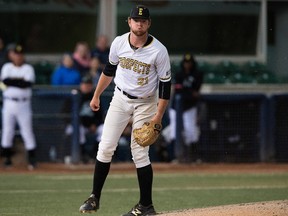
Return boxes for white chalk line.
[0,185,287,194]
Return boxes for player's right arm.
[90,73,113,111]
[90,36,120,111]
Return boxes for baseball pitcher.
[79,5,171,216]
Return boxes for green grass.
[0,172,287,216]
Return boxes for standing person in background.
[73,41,91,76]
[91,35,110,72]
[51,53,81,86]
[169,53,203,163]
[0,44,37,170]
[79,5,171,216]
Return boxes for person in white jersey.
[0,44,37,170]
[79,5,171,216]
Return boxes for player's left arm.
[151,46,171,124]
[151,97,169,124]
[151,80,171,124]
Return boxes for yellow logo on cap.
[16,45,22,52]
[185,54,191,61]
[138,8,143,15]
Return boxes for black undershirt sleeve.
[159,80,171,100]
[103,61,117,77]
[3,78,33,88]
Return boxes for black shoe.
[3,158,12,168]
[79,194,99,213]
[122,203,156,216]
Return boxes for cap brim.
[130,16,150,20]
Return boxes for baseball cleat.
[122,203,156,216]
[79,194,99,213]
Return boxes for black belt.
[117,86,139,99]
[5,97,29,102]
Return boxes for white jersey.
[109,32,171,98]
[1,62,35,98]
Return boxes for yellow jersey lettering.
[137,77,148,86]
[119,57,151,75]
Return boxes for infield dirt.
[157,200,288,216]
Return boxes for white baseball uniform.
[97,32,171,168]
[1,62,36,150]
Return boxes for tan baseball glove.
[133,121,162,147]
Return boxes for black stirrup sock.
[92,160,111,200]
[137,164,153,206]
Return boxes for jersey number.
[137,77,148,86]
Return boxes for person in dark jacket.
[169,53,203,163]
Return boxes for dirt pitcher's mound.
[158,200,288,216]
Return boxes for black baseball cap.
[7,43,24,54]
[130,5,150,20]
[6,43,24,54]
[14,44,24,54]
[183,53,194,62]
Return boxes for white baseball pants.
[1,99,36,150]
[97,87,157,168]
[169,107,200,146]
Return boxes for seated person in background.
[51,53,81,86]
[72,41,91,76]
[63,75,104,163]
[91,35,110,72]
[88,56,102,86]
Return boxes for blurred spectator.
[51,53,81,86]
[88,56,102,86]
[91,35,110,71]
[0,37,8,69]
[72,41,91,76]
[6,43,17,62]
[63,75,104,163]
[0,44,37,170]
[169,53,204,163]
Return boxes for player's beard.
[131,29,147,37]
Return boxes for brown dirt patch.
[157,200,288,216]
[2,140,288,174]
[1,160,288,174]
